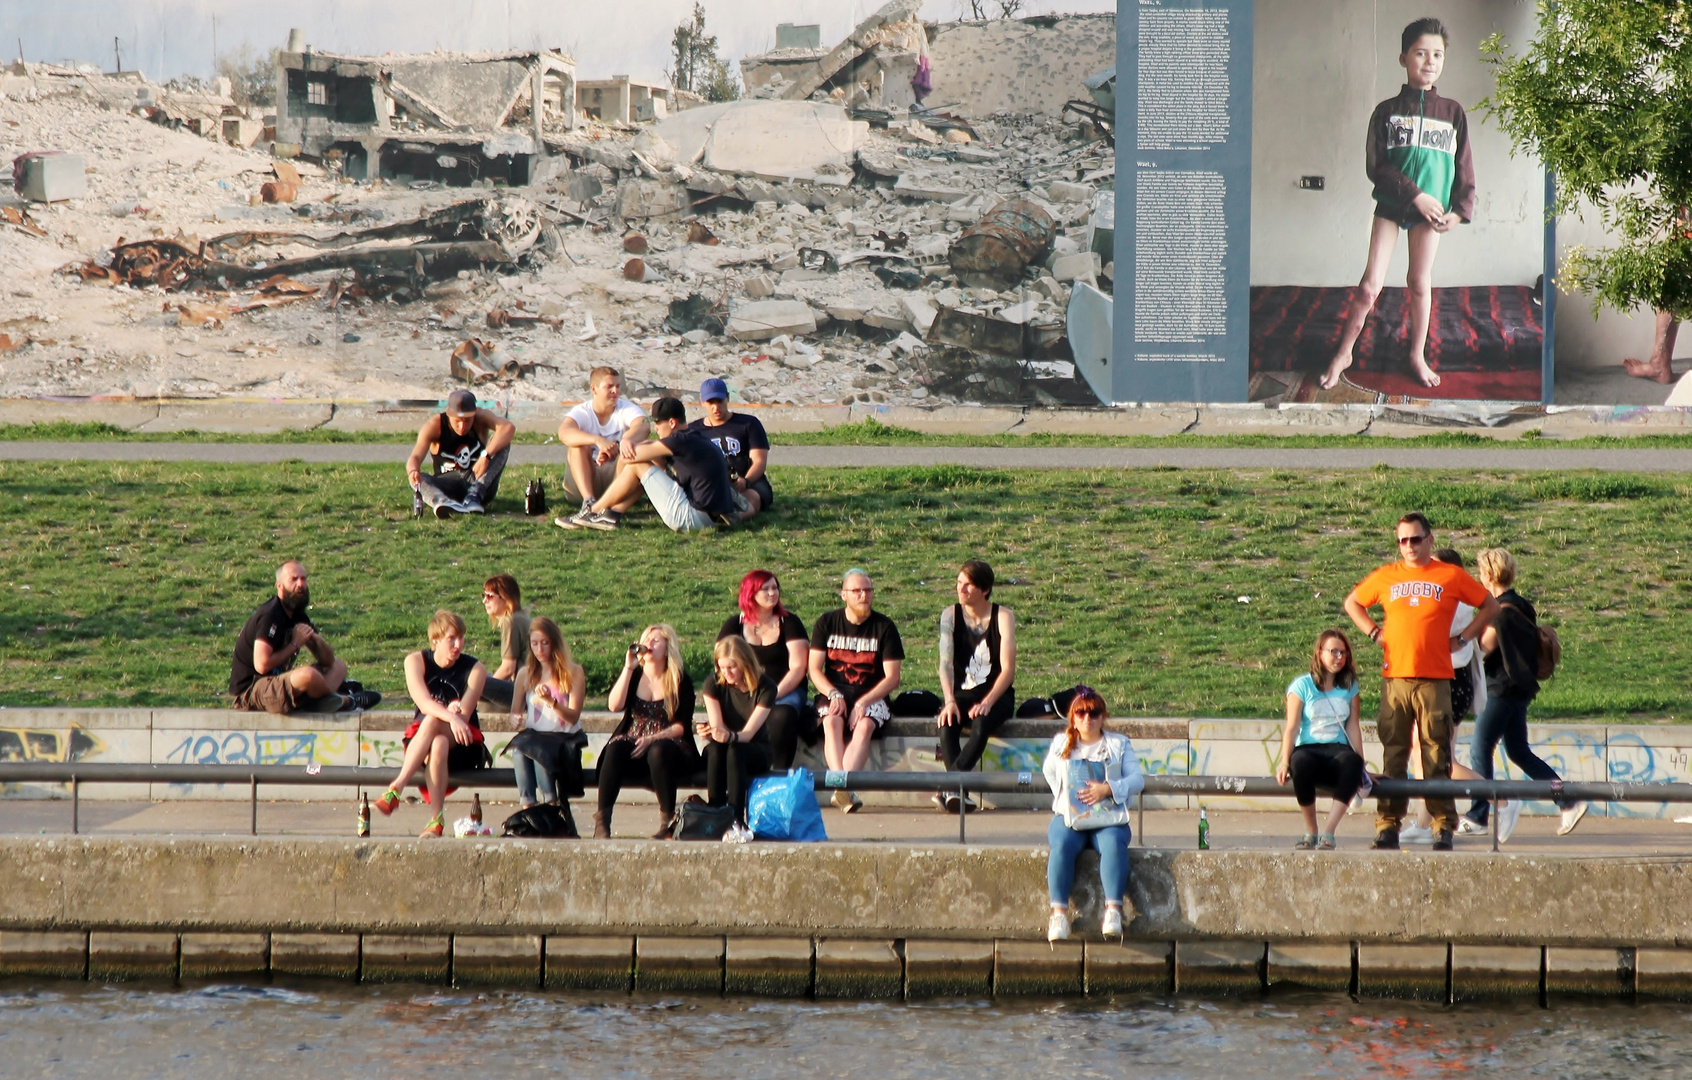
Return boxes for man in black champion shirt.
[229,561,380,714]
[404,389,516,518]
[808,569,904,812]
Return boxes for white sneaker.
[1100,907,1123,938]
[1558,801,1589,836]
[1497,799,1522,843]
[722,823,754,844]
[1047,909,1071,943]
[1399,821,1435,844]
[1456,817,1487,836]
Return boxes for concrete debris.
[14,151,88,201]
[0,18,1115,408]
[649,100,867,182]
[727,299,818,341]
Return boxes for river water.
[3,982,1688,1078]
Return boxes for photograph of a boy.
[1321,16,1476,390]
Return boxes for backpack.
[1536,624,1561,680]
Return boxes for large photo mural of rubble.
[1247,0,1547,405]
[0,2,1118,410]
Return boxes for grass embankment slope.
[0,460,1685,720]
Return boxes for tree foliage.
[961,0,1026,18]
[667,3,739,103]
[216,44,281,110]
[1481,1,1692,318]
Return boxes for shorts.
[1374,204,1431,232]
[816,693,891,733]
[748,476,774,511]
[562,456,619,502]
[641,469,748,532]
[232,673,307,715]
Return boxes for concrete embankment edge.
[5,397,1692,438]
[2,838,1691,1000]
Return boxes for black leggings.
[1289,743,1365,807]
[762,705,808,771]
[596,737,693,822]
[938,688,1013,771]
[703,738,774,823]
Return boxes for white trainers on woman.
[1100,907,1124,938]
[1047,909,1071,943]
[1497,799,1522,843]
[1558,800,1589,836]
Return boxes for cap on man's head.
[446,389,478,416]
[650,396,687,424]
[700,377,729,403]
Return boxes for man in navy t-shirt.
[686,377,772,518]
[559,396,758,532]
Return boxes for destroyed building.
[272,42,575,186]
[576,77,699,125]
[740,0,929,112]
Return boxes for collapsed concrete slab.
[649,101,867,182]
[727,300,819,341]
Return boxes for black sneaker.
[1371,829,1400,850]
[341,690,383,712]
[341,679,363,696]
[434,501,456,519]
[1431,828,1454,851]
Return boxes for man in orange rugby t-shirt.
[1344,512,1499,851]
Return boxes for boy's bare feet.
[1410,357,1442,387]
[1319,352,1354,390]
[1622,357,1674,383]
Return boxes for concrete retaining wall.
[6,397,1692,437]
[2,837,1691,1000]
[5,708,1690,818]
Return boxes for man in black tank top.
[405,389,515,518]
[936,560,1017,807]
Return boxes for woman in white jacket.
[1042,686,1145,942]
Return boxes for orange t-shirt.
[1352,560,1491,679]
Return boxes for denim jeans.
[1465,693,1567,824]
[1046,815,1131,905]
[513,751,555,805]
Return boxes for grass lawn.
[6,419,1692,450]
[1,460,1687,721]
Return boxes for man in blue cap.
[686,377,772,521]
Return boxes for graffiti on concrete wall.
[163,731,352,768]
[0,725,107,795]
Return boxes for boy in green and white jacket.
[1322,17,1476,393]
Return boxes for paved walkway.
[6,800,1688,855]
[5,442,1692,471]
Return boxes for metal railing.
[4,763,1687,849]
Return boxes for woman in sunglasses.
[479,574,530,712]
[1042,687,1144,942]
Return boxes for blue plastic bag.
[747,768,828,842]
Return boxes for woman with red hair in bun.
[718,570,810,769]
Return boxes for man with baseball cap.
[405,389,516,518]
[687,377,772,520]
[558,395,757,532]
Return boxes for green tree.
[667,3,740,103]
[1481,1,1692,318]
[216,44,281,110]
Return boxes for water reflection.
[1,984,1688,1078]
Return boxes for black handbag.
[670,796,736,841]
[499,802,579,838]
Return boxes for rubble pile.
[0,8,1117,407]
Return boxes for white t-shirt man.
[565,398,646,441]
